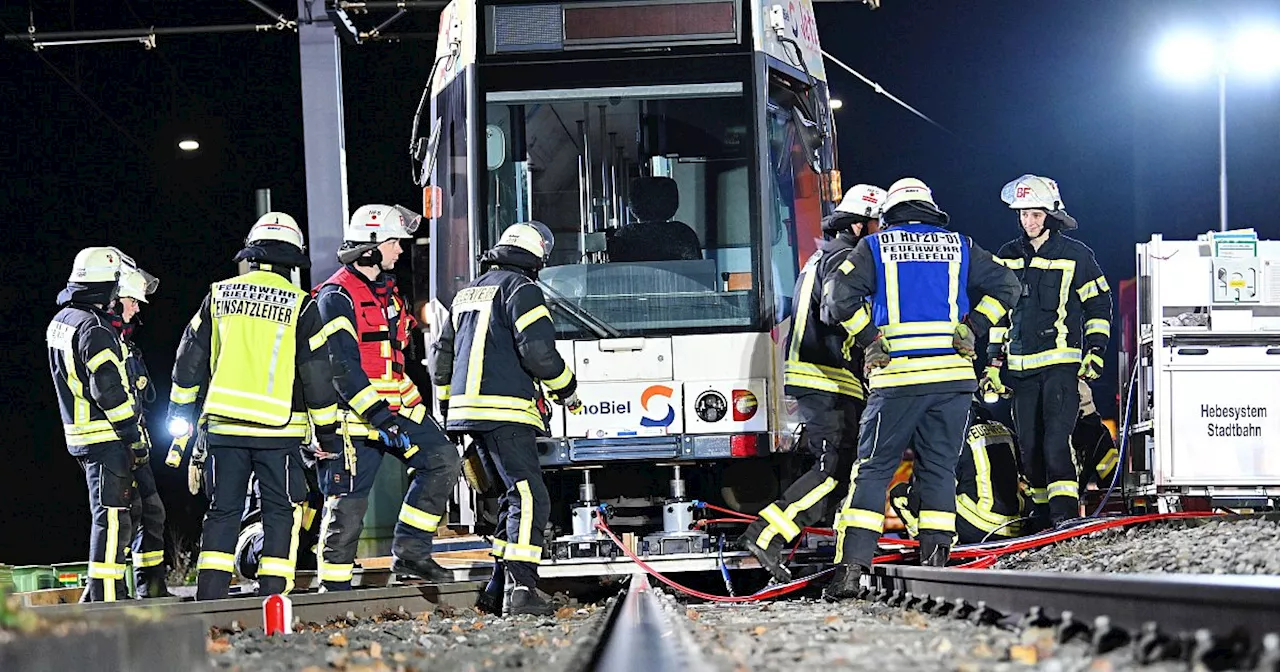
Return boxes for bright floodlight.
[1156,32,1218,81]
[1230,27,1280,77]
[178,139,200,152]
[829,98,844,110]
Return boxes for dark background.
[2,0,1277,565]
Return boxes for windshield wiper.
[535,279,623,339]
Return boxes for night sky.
[2,0,1277,565]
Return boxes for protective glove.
[128,438,151,467]
[863,334,891,377]
[953,323,977,361]
[979,364,1009,402]
[557,391,584,415]
[377,422,413,452]
[1078,348,1104,381]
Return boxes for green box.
[12,565,57,593]
[52,562,89,588]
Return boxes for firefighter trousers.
[1010,366,1080,526]
[130,461,168,594]
[747,391,863,554]
[834,391,971,568]
[470,424,547,589]
[78,443,135,602]
[888,480,1000,546]
[316,415,460,590]
[195,445,307,600]
[1074,410,1119,492]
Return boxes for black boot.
[507,585,554,617]
[391,556,454,583]
[736,533,792,584]
[920,541,950,567]
[475,564,505,615]
[135,568,173,599]
[822,564,865,601]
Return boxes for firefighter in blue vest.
[115,266,171,598]
[822,178,1021,599]
[890,398,1028,545]
[313,204,461,589]
[981,175,1112,529]
[430,221,583,617]
[168,213,342,600]
[738,184,886,583]
[48,247,148,602]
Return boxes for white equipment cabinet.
[1130,232,1280,510]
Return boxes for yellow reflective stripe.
[839,304,871,335]
[757,503,802,543]
[544,364,574,392]
[284,503,303,593]
[1085,319,1110,338]
[86,348,121,373]
[893,497,919,537]
[435,384,451,401]
[398,503,441,533]
[1030,487,1049,505]
[787,270,818,363]
[398,404,427,424]
[102,399,136,424]
[1077,282,1100,301]
[868,354,975,389]
[206,412,310,438]
[1007,347,1082,371]
[319,562,355,582]
[88,562,127,579]
[135,550,165,568]
[947,258,961,323]
[309,404,338,427]
[1030,257,1076,271]
[197,550,235,573]
[309,316,357,352]
[504,543,543,564]
[884,259,901,324]
[879,321,957,337]
[491,539,508,559]
[514,305,551,332]
[974,295,1008,324]
[838,259,854,274]
[449,406,543,427]
[834,508,885,533]
[349,384,381,414]
[170,383,200,405]
[258,556,296,579]
[1096,276,1110,293]
[1048,480,1079,500]
[989,326,1008,344]
[464,302,494,396]
[956,496,1020,534]
[516,480,535,547]
[782,477,836,524]
[783,361,864,398]
[1096,448,1120,478]
[104,507,121,601]
[300,503,318,532]
[885,335,953,351]
[918,510,956,533]
[994,257,1024,269]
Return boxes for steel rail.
[29,580,483,631]
[588,576,711,672]
[866,566,1280,663]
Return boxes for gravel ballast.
[207,603,603,671]
[993,518,1280,575]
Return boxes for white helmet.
[495,221,554,262]
[246,212,306,251]
[835,184,888,219]
[1001,174,1077,230]
[68,246,133,284]
[344,204,420,244]
[882,177,938,213]
[118,266,159,303]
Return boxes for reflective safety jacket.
[989,231,1112,375]
[784,236,864,399]
[169,267,339,448]
[429,265,577,432]
[823,223,1021,396]
[314,266,426,438]
[47,304,140,455]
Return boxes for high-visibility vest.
[321,267,422,413]
[204,270,305,427]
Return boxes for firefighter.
[168,212,341,600]
[48,247,148,602]
[313,204,461,589]
[981,175,1112,529]
[115,265,171,598]
[822,178,1021,599]
[1073,379,1120,493]
[429,221,583,617]
[890,398,1027,545]
[738,184,886,583]
[233,457,324,583]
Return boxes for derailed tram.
[411,0,855,573]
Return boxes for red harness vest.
[323,267,422,412]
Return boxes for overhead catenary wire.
[821,48,966,146]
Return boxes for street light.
[829,98,844,111]
[177,139,200,152]
[1155,26,1280,231]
